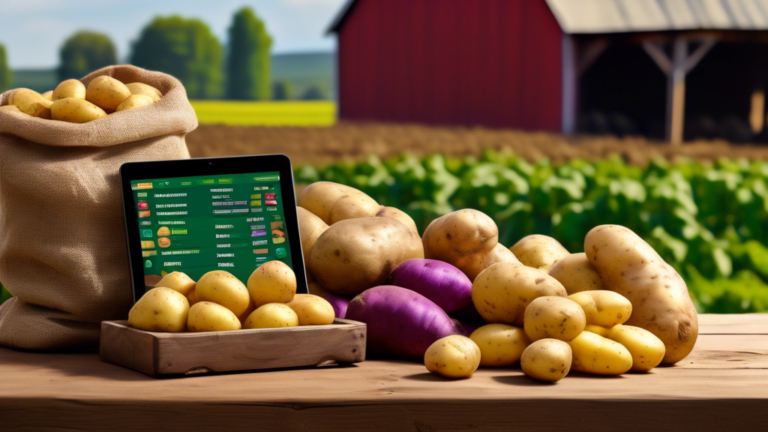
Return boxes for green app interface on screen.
[131,172,292,289]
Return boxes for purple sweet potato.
[386,258,472,313]
[308,282,350,319]
[346,285,458,359]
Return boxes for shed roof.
[546,0,768,33]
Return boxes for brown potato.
[51,98,107,123]
[116,94,155,112]
[298,181,380,225]
[422,209,499,280]
[376,206,418,234]
[309,217,424,295]
[8,88,52,118]
[86,75,131,111]
[298,206,329,263]
[548,252,606,294]
[52,79,86,101]
[126,82,162,102]
[585,225,698,364]
[511,235,569,272]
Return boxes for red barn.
[329,0,768,144]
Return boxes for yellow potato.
[606,325,666,372]
[41,90,53,101]
[238,301,257,326]
[309,217,423,295]
[51,98,107,123]
[247,260,297,307]
[568,330,633,375]
[116,94,154,112]
[524,296,586,342]
[376,206,419,234]
[187,301,242,332]
[126,82,162,102]
[298,206,329,262]
[187,288,199,306]
[298,181,380,225]
[154,271,196,296]
[472,262,566,326]
[52,79,86,101]
[482,243,522,269]
[244,303,299,329]
[86,75,131,111]
[511,235,570,272]
[128,287,189,332]
[470,323,530,367]
[422,209,502,280]
[584,324,609,337]
[520,339,572,382]
[585,225,698,364]
[285,294,335,325]
[8,88,52,118]
[196,270,251,317]
[424,335,481,378]
[548,252,606,294]
[567,290,632,328]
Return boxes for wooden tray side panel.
[156,320,366,375]
[100,319,366,377]
[99,321,158,377]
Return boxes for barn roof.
[546,0,768,33]
[329,0,768,35]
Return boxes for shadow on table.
[0,346,152,382]
[401,372,472,382]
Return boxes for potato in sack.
[0,65,196,350]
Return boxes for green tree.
[130,16,224,99]
[0,44,11,92]
[58,31,117,81]
[301,85,326,100]
[226,7,273,100]
[272,81,292,100]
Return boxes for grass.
[190,100,336,126]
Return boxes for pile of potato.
[296,181,698,383]
[423,215,698,382]
[128,260,336,333]
[4,76,162,123]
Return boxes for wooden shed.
[329,0,768,144]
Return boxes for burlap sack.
[0,65,197,350]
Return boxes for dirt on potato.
[186,122,768,166]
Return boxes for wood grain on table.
[0,314,766,432]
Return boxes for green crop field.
[191,101,336,126]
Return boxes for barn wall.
[337,0,563,131]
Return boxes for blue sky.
[0,0,347,68]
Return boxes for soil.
[186,122,768,166]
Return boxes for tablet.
[120,154,308,303]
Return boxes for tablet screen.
[129,171,293,289]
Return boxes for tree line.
[0,7,325,101]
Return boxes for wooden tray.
[99,319,366,377]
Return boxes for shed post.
[667,39,687,145]
[561,34,578,134]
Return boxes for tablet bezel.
[120,154,308,303]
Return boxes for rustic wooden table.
[0,314,766,432]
